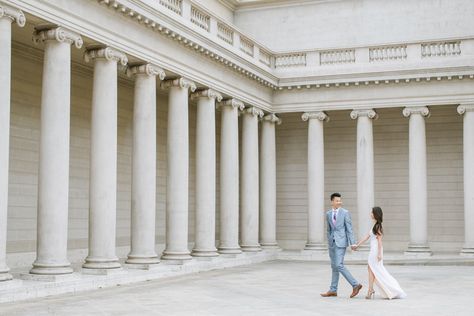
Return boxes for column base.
[191,249,219,257]
[241,244,262,252]
[404,244,433,256]
[124,263,160,270]
[0,272,13,282]
[260,242,281,251]
[82,257,121,270]
[460,247,474,256]
[20,272,78,282]
[303,242,327,251]
[218,246,242,255]
[125,255,160,265]
[0,279,22,290]
[161,250,192,261]
[82,267,125,276]
[29,261,73,275]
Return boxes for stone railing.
[259,49,272,67]
[369,45,407,61]
[275,53,306,68]
[217,22,233,45]
[320,49,355,65]
[421,41,461,57]
[240,36,254,56]
[190,6,210,31]
[159,0,182,15]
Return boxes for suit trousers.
[328,244,358,292]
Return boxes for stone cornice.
[350,109,378,120]
[217,98,245,110]
[161,77,197,92]
[403,106,430,118]
[243,106,264,118]
[0,2,25,26]
[127,63,166,80]
[457,104,474,115]
[32,26,83,48]
[190,89,223,102]
[301,111,329,122]
[262,113,282,125]
[84,46,128,65]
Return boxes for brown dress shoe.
[350,284,363,298]
[320,291,337,297]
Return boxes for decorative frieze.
[301,111,329,122]
[191,88,223,101]
[161,77,197,92]
[33,26,83,48]
[127,63,166,80]
[350,109,378,120]
[84,46,128,65]
[402,106,430,118]
[0,3,25,26]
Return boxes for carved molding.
[0,3,25,27]
[262,113,282,125]
[84,46,128,65]
[32,26,83,49]
[457,104,474,115]
[127,63,166,80]
[350,109,378,120]
[402,106,430,118]
[161,77,197,92]
[243,106,264,118]
[217,98,245,111]
[301,111,329,122]
[190,89,223,102]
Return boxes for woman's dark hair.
[330,192,341,201]
[372,206,383,236]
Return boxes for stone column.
[350,109,378,251]
[191,89,222,257]
[403,106,432,255]
[126,64,166,266]
[161,78,196,261]
[259,113,281,249]
[217,99,244,255]
[83,47,128,270]
[302,111,329,251]
[29,26,82,275]
[240,107,264,252]
[458,104,474,256]
[0,3,25,281]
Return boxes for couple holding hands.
[320,193,407,300]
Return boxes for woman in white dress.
[354,207,407,299]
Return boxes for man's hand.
[351,245,357,251]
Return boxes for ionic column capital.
[217,98,244,110]
[350,109,378,120]
[243,106,264,118]
[262,113,282,125]
[457,104,474,115]
[161,77,197,92]
[84,46,128,65]
[126,63,166,80]
[190,89,223,102]
[0,3,25,27]
[32,26,83,48]
[403,106,430,118]
[302,111,329,122]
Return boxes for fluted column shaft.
[83,47,127,269]
[403,106,432,255]
[218,99,243,254]
[302,112,329,251]
[126,64,165,265]
[240,107,263,252]
[161,78,196,261]
[458,104,474,255]
[351,109,377,250]
[0,4,25,281]
[30,26,82,275]
[191,89,222,257]
[259,114,281,249]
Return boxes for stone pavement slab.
[1,260,473,316]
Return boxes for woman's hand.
[377,254,382,262]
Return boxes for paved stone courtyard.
[0,260,473,316]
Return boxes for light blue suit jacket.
[326,208,356,248]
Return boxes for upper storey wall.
[234,0,474,51]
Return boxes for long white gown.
[368,230,407,299]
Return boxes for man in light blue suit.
[320,193,363,298]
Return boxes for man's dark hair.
[330,192,341,201]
